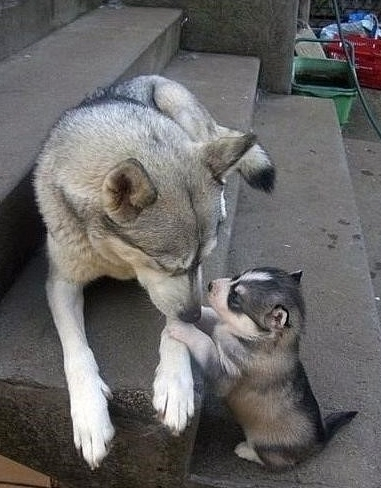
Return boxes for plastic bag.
[320,14,379,40]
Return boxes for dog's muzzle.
[177,306,201,323]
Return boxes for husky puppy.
[169,267,357,470]
[33,75,275,468]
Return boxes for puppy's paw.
[234,441,264,464]
[153,364,194,434]
[70,376,115,469]
[166,323,189,344]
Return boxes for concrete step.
[0,4,182,299]
[0,0,102,62]
[0,49,261,486]
[344,137,381,319]
[187,95,381,487]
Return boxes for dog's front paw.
[153,363,194,434]
[70,376,115,469]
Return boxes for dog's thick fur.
[33,75,275,468]
[169,267,357,470]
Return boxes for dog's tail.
[237,142,276,193]
[324,410,358,444]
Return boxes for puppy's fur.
[169,267,357,470]
[33,75,275,468]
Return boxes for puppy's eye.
[228,288,241,312]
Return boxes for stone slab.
[0,5,181,201]
[0,0,101,62]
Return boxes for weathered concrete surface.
[342,88,381,320]
[0,174,45,299]
[0,52,261,487]
[343,87,381,144]
[0,0,101,61]
[345,138,381,318]
[0,5,181,300]
[188,96,381,487]
[123,0,298,94]
[0,5,181,201]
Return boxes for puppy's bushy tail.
[324,411,358,443]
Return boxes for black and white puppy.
[169,267,357,471]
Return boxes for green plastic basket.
[292,40,357,125]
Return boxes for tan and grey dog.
[33,75,275,468]
[169,267,357,470]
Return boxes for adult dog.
[34,75,275,468]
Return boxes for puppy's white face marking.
[235,284,247,295]
[208,278,231,313]
[238,271,273,282]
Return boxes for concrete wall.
[122,0,299,93]
[0,0,101,61]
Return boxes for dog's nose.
[177,307,201,323]
[208,281,213,292]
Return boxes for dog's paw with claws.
[153,364,194,434]
[70,375,115,469]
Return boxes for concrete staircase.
[0,2,380,488]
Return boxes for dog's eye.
[228,288,241,312]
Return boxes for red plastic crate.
[325,35,381,89]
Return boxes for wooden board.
[0,455,51,487]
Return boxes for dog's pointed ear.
[204,133,257,181]
[102,159,157,223]
[265,306,289,330]
[291,270,303,284]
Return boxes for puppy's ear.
[204,133,257,181]
[264,306,289,330]
[291,270,303,284]
[102,159,157,223]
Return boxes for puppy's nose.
[177,307,201,323]
[208,281,213,292]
